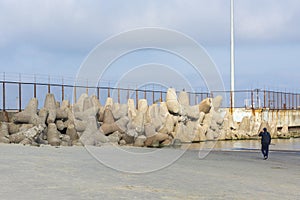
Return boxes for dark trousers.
[261,143,269,157]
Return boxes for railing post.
[97,87,100,100]
[287,93,289,109]
[61,77,64,102]
[296,94,298,109]
[18,82,22,111]
[33,73,37,98]
[256,89,260,108]
[118,88,120,104]
[136,89,138,109]
[272,92,275,109]
[152,90,154,104]
[2,82,5,111]
[278,92,280,109]
[251,90,254,110]
[263,90,266,108]
[48,83,50,93]
[289,93,291,109]
[284,93,287,109]
[107,87,110,98]
[288,93,290,109]
[48,75,50,93]
[282,92,283,109]
[61,84,64,102]
[86,80,88,95]
[267,91,270,108]
[292,93,294,109]
[73,85,77,103]
[34,83,37,98]
[288,93,289,109]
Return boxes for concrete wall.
[232,108,300,128]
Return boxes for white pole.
[230,0,235,109]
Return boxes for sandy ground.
[0,143,299,200]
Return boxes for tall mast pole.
[230,0,235,111]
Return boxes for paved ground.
[0,143,299,200]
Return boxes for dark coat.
[259,131,271,145]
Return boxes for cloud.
[1,0,299,52]
[0,0,110,49]
[235,0,300,44]
[0,0,300,93]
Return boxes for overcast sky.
[0,0,300,92]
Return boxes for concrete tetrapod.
[166,88,181,114]
[144,123,169,147]
[47,123,61,146]
[0,122,10,143]
[13,98,41,125]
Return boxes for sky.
[0,0,300,94]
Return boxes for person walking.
[259,127,271,160]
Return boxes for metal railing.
[0,80,211,111]
[0,79,300,111]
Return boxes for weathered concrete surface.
[232,108,300,127]
[0,144,299,200]
[3,92,300,149]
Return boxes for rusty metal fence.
[1,80,300,111]
[0,80,211,111]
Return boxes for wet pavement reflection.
[182,138,300,151]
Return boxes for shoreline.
[1,137,300,151]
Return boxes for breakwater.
[0,88,299,147]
